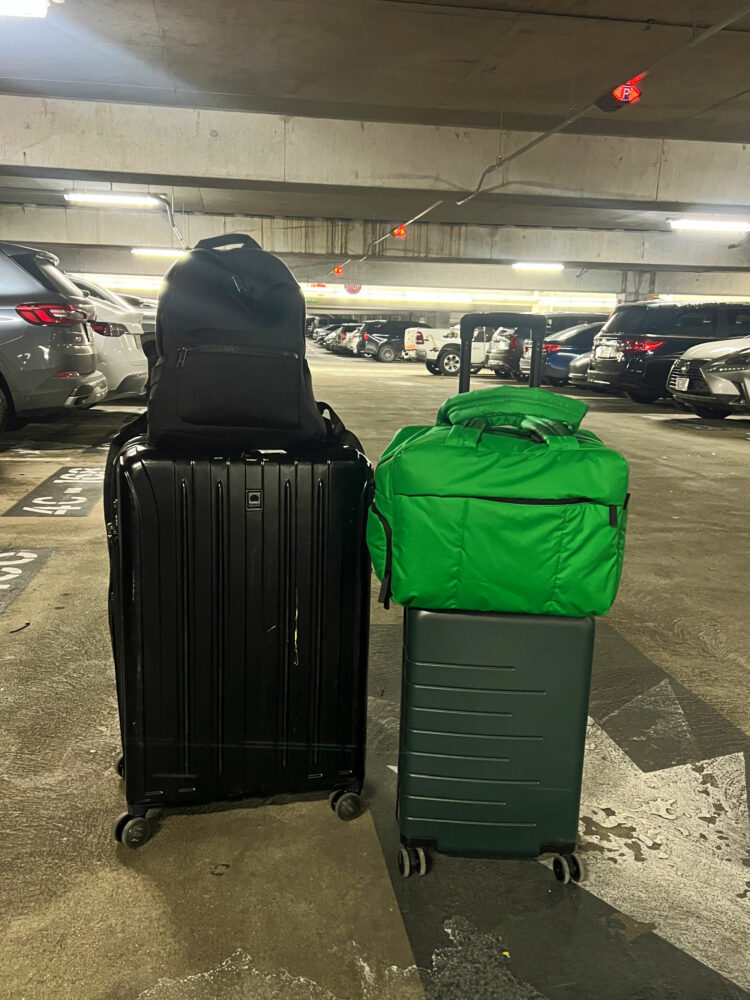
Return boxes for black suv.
[586,302,750,403]
[361,320,431,363]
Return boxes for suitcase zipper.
[176,344,299,368]
[371,503,393,609]
[415,493,621,526]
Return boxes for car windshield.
[601,306,677,336]
[551,324,601,344]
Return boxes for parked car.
[313,323,340,344]
[586,302,750,403]
[409,327,457,373]
[667,335,750,418]
[518,322,605,386]
[306,314,338,338]
[0,242,107,432]
[487,313,608,379]
[323,323,360,353]
[431,326,495,376]
[346,324,367,356]
[118,293,157,337]
[568,351,593,389]
[361,320,431,362]
[72,277,148,399]
[404,325,444,361]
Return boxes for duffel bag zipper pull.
[176,346,188,368]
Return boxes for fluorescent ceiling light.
[131,247,187,259]
[512,262,565,272]
[669,218,750,233]
[0,0,50,17]
[64,192,163,208]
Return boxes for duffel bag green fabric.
[367,386,629,617]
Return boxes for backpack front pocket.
[175,345,300,428]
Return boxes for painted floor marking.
[3,466,105,518]
[574,716,750,991]
[0,549,54,614]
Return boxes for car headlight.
[707,352,750,375]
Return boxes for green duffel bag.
[367,386,629,617]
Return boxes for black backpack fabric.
[147,234,327,452]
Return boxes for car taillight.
[617,338,664,353]
[91,322,127,337]
[542,343,561,353]
[415,331,424,345]
[341,333,347,340]
[363,333,370,340]
[508,333,518,351]
[16,303,87,326]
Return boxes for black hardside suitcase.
[396,608,594,883]
[106,437,372,848]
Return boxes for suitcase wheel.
[328,790,364,822]
[397,845,428,878]
[115,755,125,779]
[552,852,584,885]
[112,812,152,850]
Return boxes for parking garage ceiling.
[2,0,750,294]
[1,0,750,142]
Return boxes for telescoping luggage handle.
[439,386,589,450]
[457,312,547,393]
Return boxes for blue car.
[519,322,605,386]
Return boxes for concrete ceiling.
[1,0,750,141]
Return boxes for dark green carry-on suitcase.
[397,608,594,882]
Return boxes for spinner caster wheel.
[112,812,151,849]
[115,755,125,779]
[398,845,429,878]
[328,790,364,822]
[553,852,583,884]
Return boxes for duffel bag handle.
[194,233,262,251]
[446,416,581,450]
[438,386,588,432]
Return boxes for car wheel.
[513,371,529,383]
[425,362,441,375]
[547,377,568,387]
[626,389,661,404]
[493,370,511,380]
[0,384,24,432]
[377,345,397,363]
[0,384,10,433]
[691,405,731,419]
[438,350,461,376]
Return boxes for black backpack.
[147,234,328,452]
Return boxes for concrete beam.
[3,204,750,273]
[36,243,750,300]
[4,96,750,212]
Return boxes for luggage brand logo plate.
[246,490,263,510]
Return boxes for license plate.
[595,345,617,359]
[673,376,689,391]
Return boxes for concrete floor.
[1,343,749,999]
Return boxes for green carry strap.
[445,417,581,450]
[438,386,588,431]
[440,387,587,451]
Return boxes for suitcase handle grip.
[438,385,588,431]
[194,233,263,251]
[446,417,580,449]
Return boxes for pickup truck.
[410,325,494,376]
